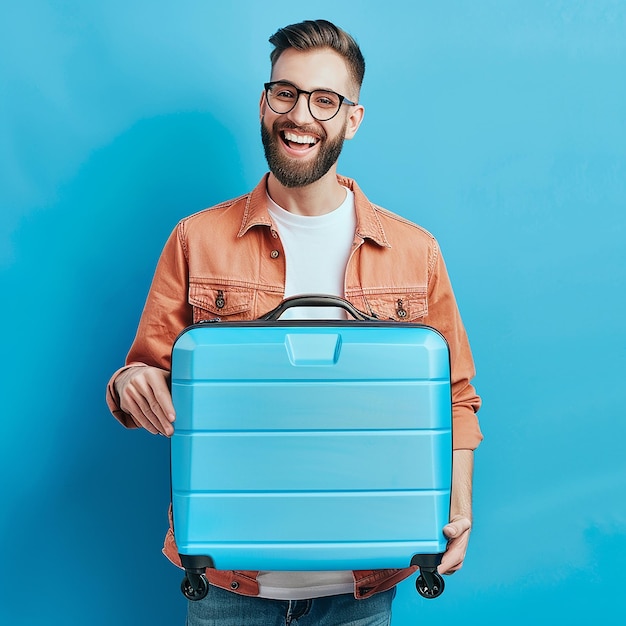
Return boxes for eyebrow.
[272,79,342,94]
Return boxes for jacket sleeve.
[105,223,193,427]
[423,243,483,450]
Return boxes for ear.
[259,91,267,121]
[343,104,365,140]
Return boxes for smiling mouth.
[281,130,320,151]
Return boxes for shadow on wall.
[1,111,245,625]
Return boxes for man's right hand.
[115,366,176,436]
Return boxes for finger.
[137,390,174,436]
[124,380,173,436]
[438,549,464,575]
[145,385,176,435]
[122,395,160,435]
[153,384,176,423]
[127,373,175,435]
[440,563,462,575]
[443,517,472,539]
[140,370,176,429]
[145,393,174,435]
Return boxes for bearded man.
[107,19,482,626]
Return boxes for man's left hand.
[437,516,472,575]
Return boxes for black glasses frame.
[264,81,357,121]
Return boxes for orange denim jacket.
[106,173,483,598]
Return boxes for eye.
[272,84,296,100]
[313,91,340,108]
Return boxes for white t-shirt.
[267,187,356,320]
[258,188,357,600]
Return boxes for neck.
[267,169,346,216]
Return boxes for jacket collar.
[238,174,391,248]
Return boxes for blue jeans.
[186,585,395,626]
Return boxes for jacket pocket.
[188,280,254,323]
[362,289,428,322]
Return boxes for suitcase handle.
[261,294,379,321]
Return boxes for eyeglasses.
[264,81,357,122]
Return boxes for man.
[107,19,482,626]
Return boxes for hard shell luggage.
[170,295,452,600]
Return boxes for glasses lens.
[309,91,341,121]
[267,83,298,114]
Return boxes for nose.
[287,92,315,125]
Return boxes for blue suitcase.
[170,295,451,600]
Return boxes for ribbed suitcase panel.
[172,326,450,382]
[173,381,450,431]
[172,430,451,491]
[174,491,450,570]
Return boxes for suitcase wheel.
[181,573,209,601]
[415,570,445,599]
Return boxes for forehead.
[270,48,353,95]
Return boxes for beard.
[260,117,346,188]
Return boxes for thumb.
[443,517,471,539]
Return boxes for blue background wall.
[2,1,625,624]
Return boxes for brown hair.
[268,19,365,93]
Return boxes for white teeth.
[284,131,317,145]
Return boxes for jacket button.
[215,290,225,309]
[230,581,240,590]
[270,250,280,259]
[271,230,279,239]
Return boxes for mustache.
[272,118,327,140]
